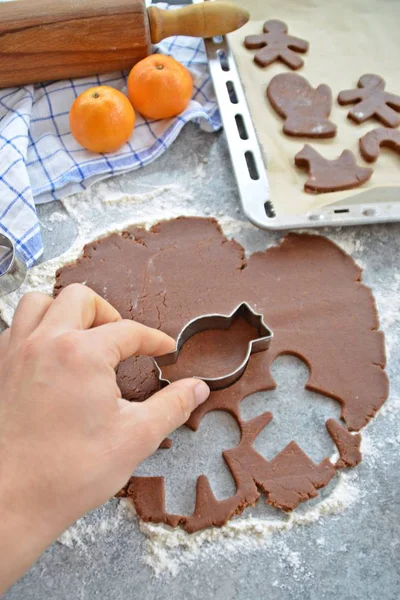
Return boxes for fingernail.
[194,380,210,407]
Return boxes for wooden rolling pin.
[0,0,249,88]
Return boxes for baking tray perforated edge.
[204,34,400,230]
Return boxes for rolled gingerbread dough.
[55,218,388,532]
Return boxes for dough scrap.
[295,144,373,193]
[338,74,400,128]
[326,419,362,469]
[55,218,388,531]
[244,19,309,70]
[359,127,400,163]
[267,73,337,138]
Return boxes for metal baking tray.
[205,34,400,230]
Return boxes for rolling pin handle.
[148,1,250,44]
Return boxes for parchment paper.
[228,0,400,216]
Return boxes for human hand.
[0,284,210,594]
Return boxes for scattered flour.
[139,471,360,578]
[38,219,53,232]
[373,272,400,360]
[48,211,68,223]
[359,394,400,466]
[101,185,179,206]
[360,433,379,467]
[311,125,324,135]
[327,229,365,263]
[193,161,207,180]
[217,215,256,236]
[379,395,400,419]
[58,500,135,550]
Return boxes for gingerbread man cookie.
[295,145,373,193]
[244,20,309,70]
[338,74,400,128]
[359,127,400,163]
[267,73,337,138]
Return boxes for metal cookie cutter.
[154,302,273,391]
[0,233,27,296]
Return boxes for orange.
[69,86,135,153]
[127,55,193,120]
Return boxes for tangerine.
[127,55,193,120]
[69,86,135,153]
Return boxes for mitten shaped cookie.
[267,73,337,138]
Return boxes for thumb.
[122,379,210,460]
[316,83,331,103]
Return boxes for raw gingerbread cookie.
[244,20,309,70]
[56,219,388,532]
[359,127,400,163]
[338,74,400,128]
[267,73,337,138]
[295,144,373,193]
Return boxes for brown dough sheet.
[55,218,388,532]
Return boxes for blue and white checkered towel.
[0,11,221,268]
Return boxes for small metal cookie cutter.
[154,302,273,391]
[0,233,27,296]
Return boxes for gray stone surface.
[3,123,400,600]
